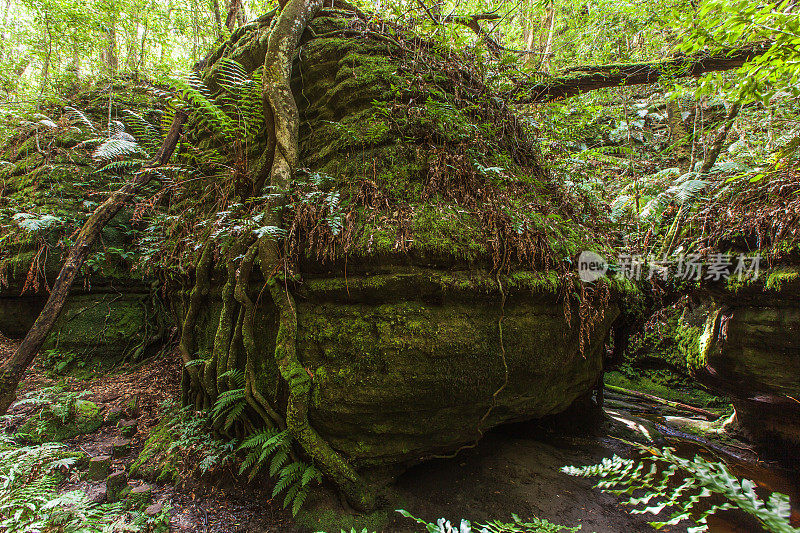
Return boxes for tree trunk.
[106,22,118,75]
[225,0,242,31]
[699,102,741,174]
[538,2,555,72]
[667,98,692,171]
[0,111,188,415]
[521,0,537,67]
[210,0,222,35]
[0,0,12,62]
[256,0,377,511]
[37,14,52,109]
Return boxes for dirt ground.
[2,333,797,532]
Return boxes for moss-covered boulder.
[186,268,619,469]
[0,83,166,360]
[159,12,625,479]
[694,268,800,453]
[18,399,103,443]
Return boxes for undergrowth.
[321,509,579,533]
[0,433,170,532]
[563,443,800,533]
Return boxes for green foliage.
[39,348,87,375]
[0,434,167,532]
[210,370,247,432]
[396,509,578,533]
[16,389,103,444]
[238,428,322,516]
[130,400,236,482]
[563,443,800,532]
[678,0,800,102]
[11,211,62,232]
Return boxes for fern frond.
[172,75,237,144]
[223,403,245,432]
[301,465,320,487]
[291,486,310,517]
[92,139,146,162]
[211,388,246,421]
[122,109,161,152]
[283,482,302,510]
[563,444,799,533]
[96,160,143,175]
[269,449,289,477]
[63,106,96,132]
[239,428,281,451]
[217,369,245,389]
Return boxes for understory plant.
[130,399,237,482]
[0,434,169,532]
[325,510,579,533]
[238,427,323,517]
[563,443,800,532]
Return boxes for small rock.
[87,455,112,481]
[85,482,107,504]
[118,419,138,438]
[106,470,128,502]
[18,400,103,443]
[112,438,132,458]
[145,500,164,517]
[125,395,141,418]
[101,392,121,402]
[105,407,125,426]
[127,483,153,508]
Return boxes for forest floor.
[2,334,797,533]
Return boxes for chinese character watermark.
[576,252,761,282]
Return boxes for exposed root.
[268,279,376,512]
[235,242,284,429]
[178,239,214,408]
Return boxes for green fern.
[92,138,147,162]
[63,106,96,132]
[210,388,246,427]
[395,509,577,533]
[0,434,165,532]
[238,428,321,516]
[562,443,800,533]
[122,109,162,152]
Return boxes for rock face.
[188,268,619,468]
[697,269,800,454]
[0,85,164,360]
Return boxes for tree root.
[268,280,376,512]
[176,0,379,511]
[178,239,214,408]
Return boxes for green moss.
[625,303,707,376]
[765,267,800,291]
[18,400,103,443]
[605,371,728,410]
[409,206,485,262]
[129,420,180,483]
[296,507,392,533]
[42,292,157,360]
[676,318,704,373]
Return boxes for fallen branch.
[513,43,770,103]
[606,384,721,420]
